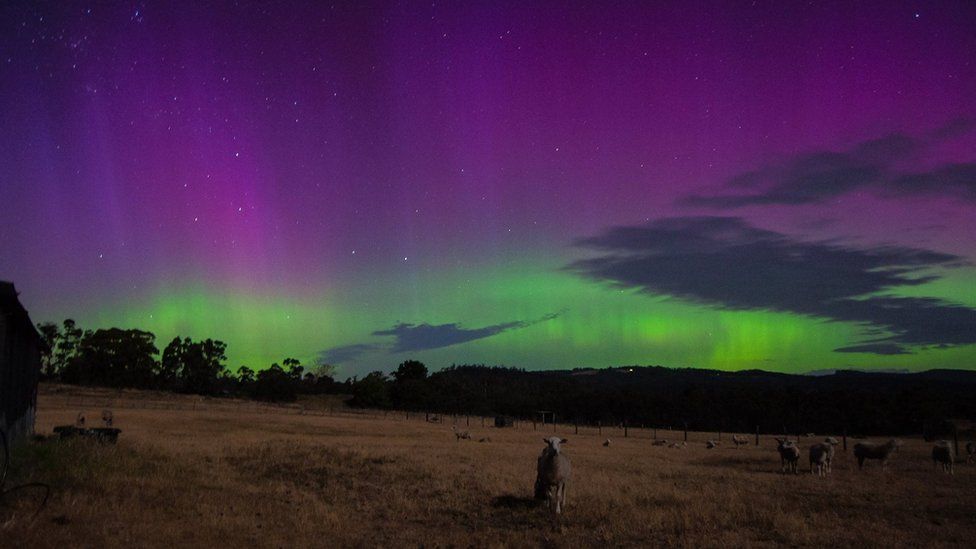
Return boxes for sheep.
[932,441,954,474]
[966,442,976,464]
[602,438,611,447]
[652,439,668,447]
[731,434,749,448]
[478,437,491,443]
[101,410,114,427]
[668,441,686,449]
[705,440,720,449]
[536,437,572,514]
[452,426,471,441]
[775,438,800,474]
[809,443,831,477]
[853,439,901,471]
[823,437,839,473]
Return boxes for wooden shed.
[0,281,43,446]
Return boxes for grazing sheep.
[478,437,491,443]
[809,443,831,477]
[705,440,720,449]
[602,438,611,447]
[652,439,668,447]
[669,441,686,449]
[731,434,748,448]
[452,426,471,441]
[536,437,572,514]
[853,439,901,471]
[966,442,975,464]
[932,441,954,474]
[823,437,839,473]
[101,410,114,427]
[76,412,86,427]
[776,438,800,474]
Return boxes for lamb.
[932,441,954,474]
[602,438,611,447]
[966,442,975,464]
[705,440,720,449]
[536,437,572,514]
[776,438,800,474]
[668,441,686,449]
[853,439,901,471]
[731,434,749,448]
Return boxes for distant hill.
[404,364,976,437]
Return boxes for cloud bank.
[568,216,976,354]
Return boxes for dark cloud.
[887,163,976,201]
[318,313,562,362]
[683,122,976,207]
[833,343,913,355]
[568,216,976,354]
[373,313,561,353]
[318,343,383,364]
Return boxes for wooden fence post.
[624,419,629,438]
[574,420,578,435]
[843,427,848,451]
[598,420,602,436]
[755,425,760,446]
[684,422,688,442]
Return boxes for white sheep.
[731,434,749,448]
[853,439,901,471]
[932,441,954,474]
[452,426,471,441]
[822,437,839,473]
[705,440,720,449]
[809,443,831,477]
[602,438,611,447]
[776,438,800,474]
[536,437,572,514]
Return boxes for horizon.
[2,2,975,377]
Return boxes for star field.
[1,1,975,375]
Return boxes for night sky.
[2,1,975,377]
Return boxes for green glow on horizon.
[69,261,976,377]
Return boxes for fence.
[42,394,851,447]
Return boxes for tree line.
[36,319,340,401]
[36,320,976,436]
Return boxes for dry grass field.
[3,385,975,548]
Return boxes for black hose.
[0,428,51,520]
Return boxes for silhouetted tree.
[252,363,297,401]
[61,328,159,388]
[36,322,60,378]
[392,360,428,382]
[349,371,391,408]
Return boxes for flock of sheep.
[452,428,976,515]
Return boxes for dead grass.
[2,385,975,547]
